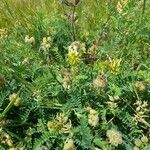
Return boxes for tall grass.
[0,0,60,28]
[0,0,110,31]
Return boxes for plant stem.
[0,88,22,120]
[0,99,16,120]
[71,5,76,41]
[142,0,146,14]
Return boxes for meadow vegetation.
[0,0,150,149]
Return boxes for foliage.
[0,0,150,149]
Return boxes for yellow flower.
[106,129,123,146]
[67,41,88,65]
[68,48,79,66]
[107,58,122,75]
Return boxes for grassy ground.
[0,0,150,150]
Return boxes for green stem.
[0,98,16,120]
[0,88,22,120]
[71,5,76,41]
[133,85,140,101]
[142,0,146,14]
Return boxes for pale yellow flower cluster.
[87,44,98,55]
[106,129,123,146]
[40,37,52,50]
[22,57,29,64]
[67,41,86,66]
[63,139,76,150]
[69,41,81,51]
[47,113,72,134]
[0,131,13,147]
[86,107,99,127]
[61,68,72,90]
[116,0,128,14]
[107,58,122,75]
[25,35,35,45]
[134,81,145,91]
[93,74,107,89]
[69,41,86,52]
[133,135,149,150]
[133,100,149,125]
[106,95,120,109]
[9,93,21,107]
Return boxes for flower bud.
[9,93,17,101]
[136,107,141,112]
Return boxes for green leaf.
[143,144,150,150]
